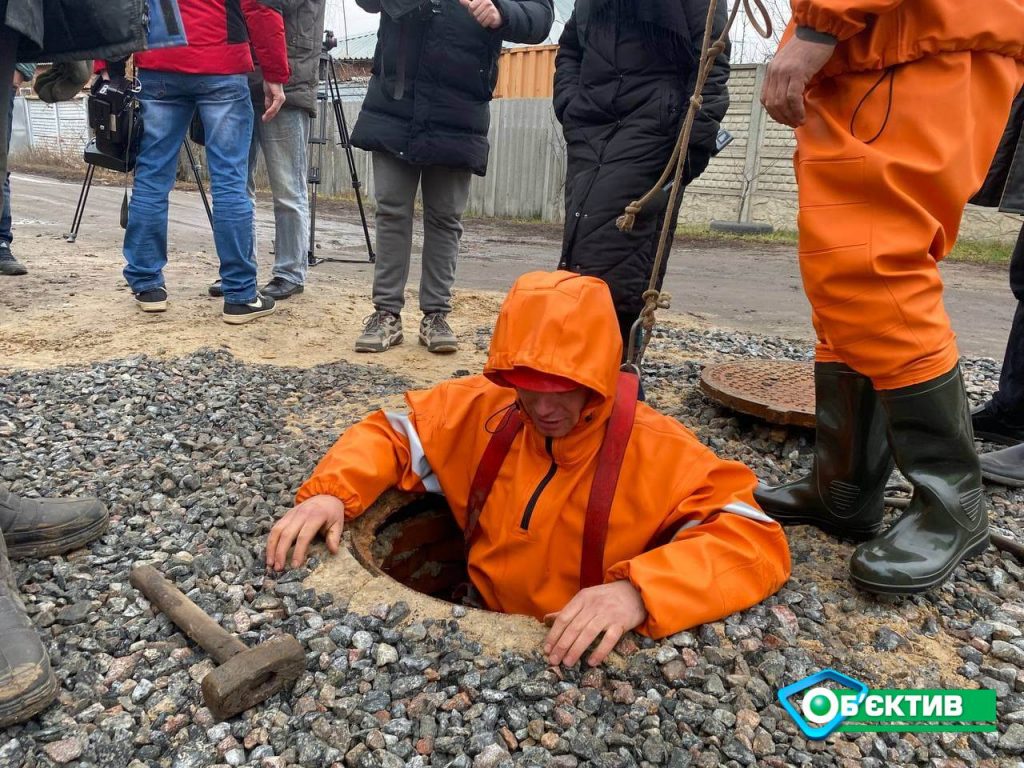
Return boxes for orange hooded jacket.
[297,271,791,638]
[787,0,1024,79]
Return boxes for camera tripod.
[306,40,375,266]
[65,138,214,244]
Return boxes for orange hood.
[484,271,622,412]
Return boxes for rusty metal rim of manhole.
[699,360,816,428]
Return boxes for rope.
[622,0,773,367]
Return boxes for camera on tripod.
[322,29,338,53]
[85,77,143,173]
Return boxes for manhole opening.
[365,495,469,602]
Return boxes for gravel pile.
[0,336,1022,768]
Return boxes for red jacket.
[135,0,289,83]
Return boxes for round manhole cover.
[699,360,815,428]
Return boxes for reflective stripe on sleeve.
[384,411,443,494]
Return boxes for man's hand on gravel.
[542,580,647,667]
[266,494,346,571]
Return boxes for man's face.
[516,386,590,438]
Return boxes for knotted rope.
[622,0,773,367]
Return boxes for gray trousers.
[371,151,472,315]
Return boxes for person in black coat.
[1,0,147,728]
[970,87,1024,486]
[350,0,554,355]
[554,0,730,354]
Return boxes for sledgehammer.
[129,565,305,720]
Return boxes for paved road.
[8,171,1017,359]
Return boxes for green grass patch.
[677,222,1013,265]
[676,223,798,245]
[947,238,1013,265]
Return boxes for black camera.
[323,29,338,52]
[85,77,143,172]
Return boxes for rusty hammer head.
[200,634,305,721]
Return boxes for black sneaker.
[208,279,223,298]
[972,401,1024,445]
[134,287,168,312]
[261,276,304,300]
[0,243,27,276]
[223,293,276,324]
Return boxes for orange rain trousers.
[796,52,1024,389]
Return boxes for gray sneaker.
[355,310,403,353]
[0,243,27,276]
[419,312,458,354]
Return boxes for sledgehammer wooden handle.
[130,565,247,664]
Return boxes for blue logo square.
[778,669,869,739]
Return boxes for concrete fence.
[12,64,1021,241]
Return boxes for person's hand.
[263,81,286,122]
[12,71,25,87]
[459,0,503,29]
[542,580,647,667]
[760,36,836,127]
[266,494,346,571]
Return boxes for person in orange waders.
[755,0,1024,594]
[266,270,791,666]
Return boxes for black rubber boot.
[0,484,109,559]
[754,363,892,540]
[0,531,58,727]
[851,365,988,594]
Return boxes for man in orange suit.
[757,0,1024,593]
[268,271,790,666]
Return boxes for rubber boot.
[851,365,988,594]
[0,530,58,727]
[754,363,893,540]
[0,484,108,559]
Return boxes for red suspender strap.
[464,408,523,552]
[580,371,639,589]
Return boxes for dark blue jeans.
[123,70,257,303]
[1,87,13,245]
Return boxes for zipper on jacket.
[520,437,556,531]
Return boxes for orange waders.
[796,51,1024,389]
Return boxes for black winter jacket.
[12,0,151,63]
[972,88,1024,215]
[350,0,554,175]
[554,0,729,317]
[250,0,327,116]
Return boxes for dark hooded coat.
[554,0,730,319]
[972,88,1024,215]
[350,0,554,176]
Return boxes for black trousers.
[992,221,1024,418]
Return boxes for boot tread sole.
[6,515,109,559]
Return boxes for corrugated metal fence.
[11,66,1021,239]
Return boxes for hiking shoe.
[0,484,109,559]
[223,293,276,324]
[0,530,58,728]
[355,310,403,353]
[0,243,28,276]
[135,287,168,312]
[419,312,458,354]
[208,279,223,298]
